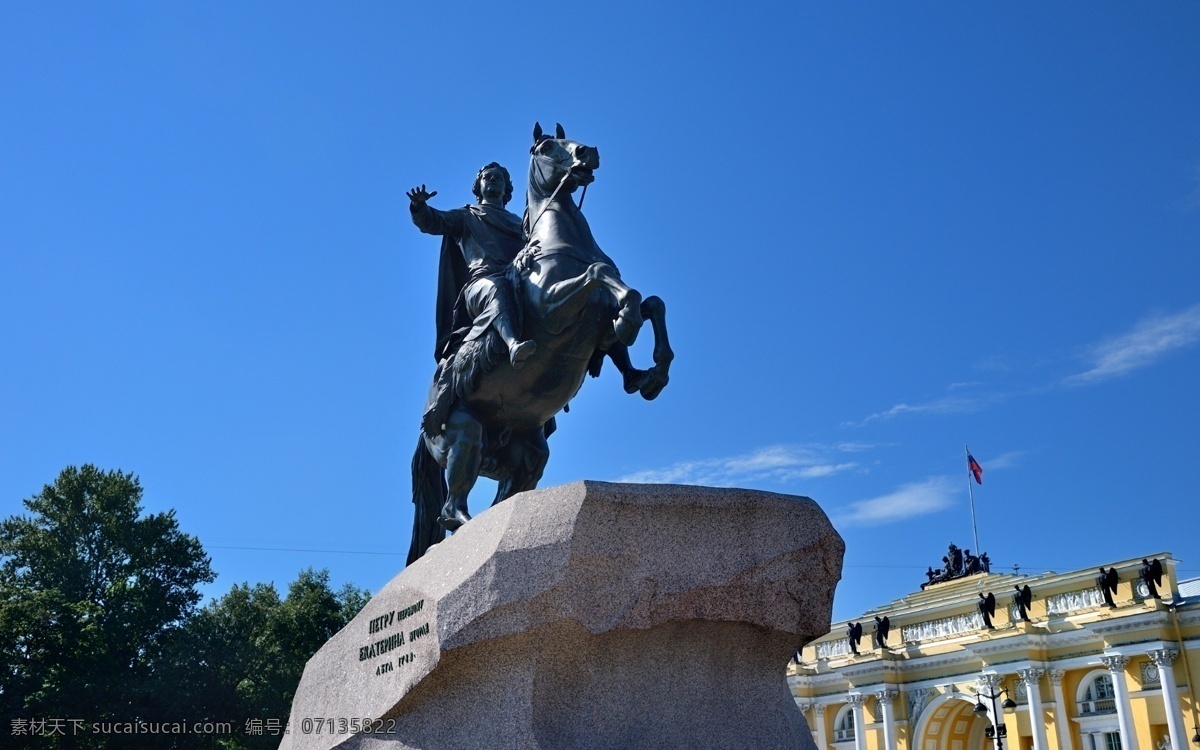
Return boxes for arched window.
[833,704,856,742]
[1078,671,1117,715]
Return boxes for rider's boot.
[422,361,454,437]
[495,316,537,369]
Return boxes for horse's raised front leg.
[588,264,643,346]
[438,407,483,531]
[640,295,672,398]
[538,261,638,334]
[604,343,642,394]
[605,295,672,400]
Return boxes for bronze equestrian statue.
[405,123,672,564]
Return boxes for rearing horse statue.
[407,123,672,564]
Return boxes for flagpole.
[965,444,981,555]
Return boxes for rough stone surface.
[279,481,843,750]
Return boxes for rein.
[524,153,580,236]
[519,244,599,266]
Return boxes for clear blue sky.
[2,3,1198,621]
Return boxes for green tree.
[160,569,369,750]
[0,465,214,748]
[2,466,372,749]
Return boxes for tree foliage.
[160,570,370,749]
[0,465,215,747]
[1,466,371,749]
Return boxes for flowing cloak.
[432,204,525,362]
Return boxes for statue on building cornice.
[873,615,891,649]
[1097,566,1119,607]
[1141,558,1163,599]
[1099,564,1118,604]
[1013,584,1033,622]
[978,592,997,630]
[846,621,863,655]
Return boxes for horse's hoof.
[640,371,669,400]
[622,369,648,395]
[438,509,472,532]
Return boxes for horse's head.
[528,122,599,200]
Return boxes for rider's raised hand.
[406,185,437,207]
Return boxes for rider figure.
[407,163,534,436]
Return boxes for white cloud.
[833,476,957,527]
[982,450,1025,470]
[616,444,860,486]
[834,441,877,453]
[947,381,984,391]
[840,305,1200,430]
[845,395,985,427]
[1066,304,1200,385]
[797,463,859,479]
[972,355,1015,373]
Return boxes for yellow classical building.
[789,553,1200,750]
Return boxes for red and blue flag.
[967,453,983,485]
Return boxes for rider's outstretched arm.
[411,202,465,238]
[407,184,464,239]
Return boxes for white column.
[1018,668,1050,750]
[1050,669,1076,750]
[875,689,898,750]
[1101,655,1141,750]
[814,703,828,750]
[848,694,867,750]
[1148,649,1186,750]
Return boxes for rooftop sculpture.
[922,542,992,588]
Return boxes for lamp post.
[973,686,1018,749]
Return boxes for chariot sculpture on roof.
[922,542,991,588]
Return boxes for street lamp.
[973,685,1018,749]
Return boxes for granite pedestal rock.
[280,481,843,750]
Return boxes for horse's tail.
[406,432,446,566]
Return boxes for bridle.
[524,148,588,235]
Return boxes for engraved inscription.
[359,631,405,662]
[369,611,395,634]
[396,599,424,622]
[358,599,429,677]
